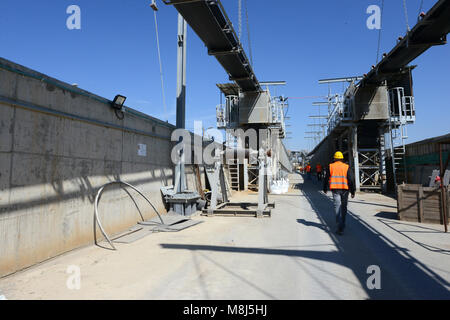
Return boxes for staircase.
[227,159,240,191]
[393,145,407,184]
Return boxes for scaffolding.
[307,79,416,192]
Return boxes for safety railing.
[389,87,415,125]
[327,94,351,134]
[216,104,226,129]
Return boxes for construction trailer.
[308,0,450,193]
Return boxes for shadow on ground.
[298,178,450,299]
[374,211,398,220]
[159,177,450,299]
[377,218,450,256]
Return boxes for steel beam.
[352,125,360,192]
[164,0,261,92]
[318,76,363,84]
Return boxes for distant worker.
[435,175,441,187]
[305,164,312,180]
[323,151,356,235]
[316,163,323,181]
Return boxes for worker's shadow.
[299,182,450,299]
[158,182,450,299]
[296,219,328,231]
[293,183,302,190]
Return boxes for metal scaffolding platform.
[307,0,450,193]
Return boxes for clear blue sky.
[1,0,449,151]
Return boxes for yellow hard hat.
[334,151,344,159]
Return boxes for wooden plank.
[403,199,418,205]
[402,184,422,191]
[423,186,441,192]
[403,210,419,220]
[401,217,421,223]
[423,217,442,224]
[447,190,450,222]
[422,202,442,208]
[398,185,404,220]
[418,185,424,223]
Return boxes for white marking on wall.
[138,144,147,157]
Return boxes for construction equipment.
[163,0,292,217]
[202,148,274,218]
[308,0,450,193]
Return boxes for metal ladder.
[388,87,414,186]
[227,159,240,191]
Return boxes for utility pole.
[176,14,187,129]
[175,14,187,193]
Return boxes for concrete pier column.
[379,127,387,193]
[352,125,360,192]
[175,14,187,193]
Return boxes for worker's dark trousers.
[332,190,349,231]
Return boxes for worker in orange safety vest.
[316,163,323,181]
[323,151,356,235]
[305,164,312,180]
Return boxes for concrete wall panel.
[0,58,194,277]
[0,153,11,191]
[0,104,14,152]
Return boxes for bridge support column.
[379,127,387,193]
[352,125,360,192]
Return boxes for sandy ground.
[0,174,449,300]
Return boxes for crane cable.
[244,0,254,68]
[238,0,242,42]
[376,0,385,64]
[402,0,411,32]
[153,9,168,122]
[238,0,253,68]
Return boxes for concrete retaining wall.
[0,58,201,277]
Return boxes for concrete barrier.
[0,58,201,277]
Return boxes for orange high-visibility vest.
[329,161,349,190]
[306,165,311,172]
[316,164,322,172]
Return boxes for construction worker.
[316,163,323,181]
[305,164,312,180]
[435,175,441,187]
[323,151,356,235]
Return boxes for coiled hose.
[94,181,165,250]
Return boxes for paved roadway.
[0,174,449,299]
